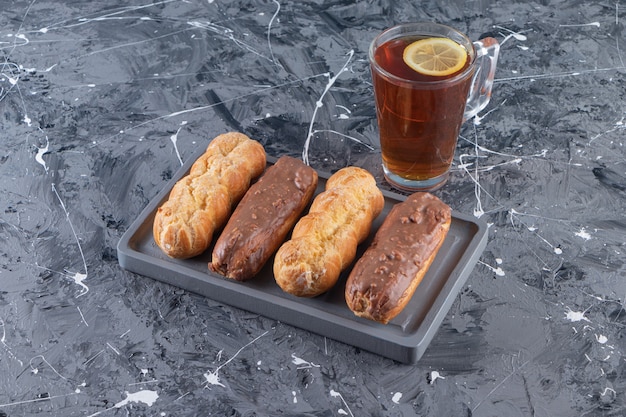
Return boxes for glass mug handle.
[463,37,500,122]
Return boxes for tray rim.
[117,144,488,363]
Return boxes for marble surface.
[1,0,625,416]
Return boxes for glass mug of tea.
[369,22,500,191]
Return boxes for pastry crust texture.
[273,166,384,297]
[345,192,451,324]
[153,132,266,258]
[210,156,318,281]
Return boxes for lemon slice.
[402,37,468,77]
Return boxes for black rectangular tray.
[117,150,488,364]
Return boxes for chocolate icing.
[210,156,317,281]
[347,192,451,322]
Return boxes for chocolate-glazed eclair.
[210,156,318,281]
[345,192,451,324]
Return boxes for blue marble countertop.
[1,0,624,416]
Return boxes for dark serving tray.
[117,148,488,364]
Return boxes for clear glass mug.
[369,22,500,191]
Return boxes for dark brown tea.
[371,35,474,187]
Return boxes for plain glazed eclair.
[273,166,384,297]
[345,192,451,324]
[153,132,266,259]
